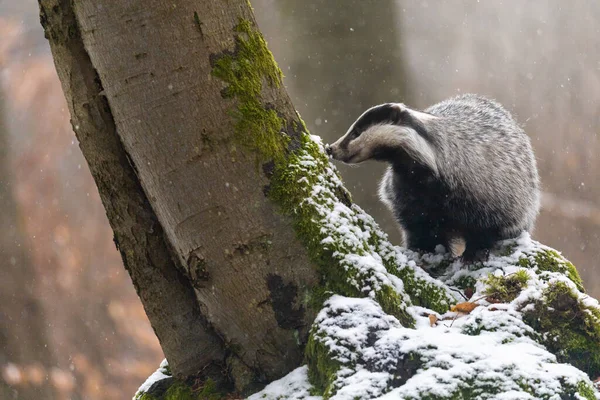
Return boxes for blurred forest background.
[1,0,599,398]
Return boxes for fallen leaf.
[428,314,438,327]
[464,287,474,299]
[486,296,502,304]
[451,302,479,313]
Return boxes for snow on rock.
[253,231,600,400]
[256,295,596,400]
[248,366,321,400]
[133,359,170,400]
[439,233,600,379]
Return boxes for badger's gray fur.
[326,94,540,260]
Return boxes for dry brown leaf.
[428,314,438,327]
[464,287,474,299]
[450,302,479,314]
[486,296,502,304]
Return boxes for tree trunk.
[38,0,319,393]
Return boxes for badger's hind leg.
[461,233,498,263]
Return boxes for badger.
[325,94,540,261]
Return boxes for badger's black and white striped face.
[326,103,437,169]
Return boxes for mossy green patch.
[211,18,288,163]
[163,383,195,400]
[269,136,415,326]
[196,379,223,400]
[454,275,477,292]
[136,378,224,400]
[305,331,342,398]
[522,281,600,378]
[304,339,590,400]
[360,225,454,313]
[404,379,594,400]
[575,381,597,400]
[483,269,529,303]
[498,243,518,257]
[386,260,454,314]
[518,249,584,292]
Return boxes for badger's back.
[425,94,540,238]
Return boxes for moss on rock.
[575,381,597,400]
[384,258,455,314]
[522,280,600,378]
[483,269,529,303]
[304,331,341,398]
[136,378,224,400]
[394,377,596,400]
[454,275,477,293]
[298,295,597,400]
[517,249,584,292]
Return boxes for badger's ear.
[353,103,403,133]
[386,103,405,125]
[398,104,437,124]
[390,102,430,121]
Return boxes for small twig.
[448,286,469,301]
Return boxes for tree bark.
[38,0,318,392]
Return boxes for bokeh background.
[1,0,599,398]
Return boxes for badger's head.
[325,103,437,172]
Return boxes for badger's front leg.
[461,233,496,262]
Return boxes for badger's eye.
[349,129,360,139]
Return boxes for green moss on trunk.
[210,18,287,162]
[268,135,415,325]
[208,14,461,331]
[209,15,459,330]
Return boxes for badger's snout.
[326,141,356,163]
[325,142,344,161]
